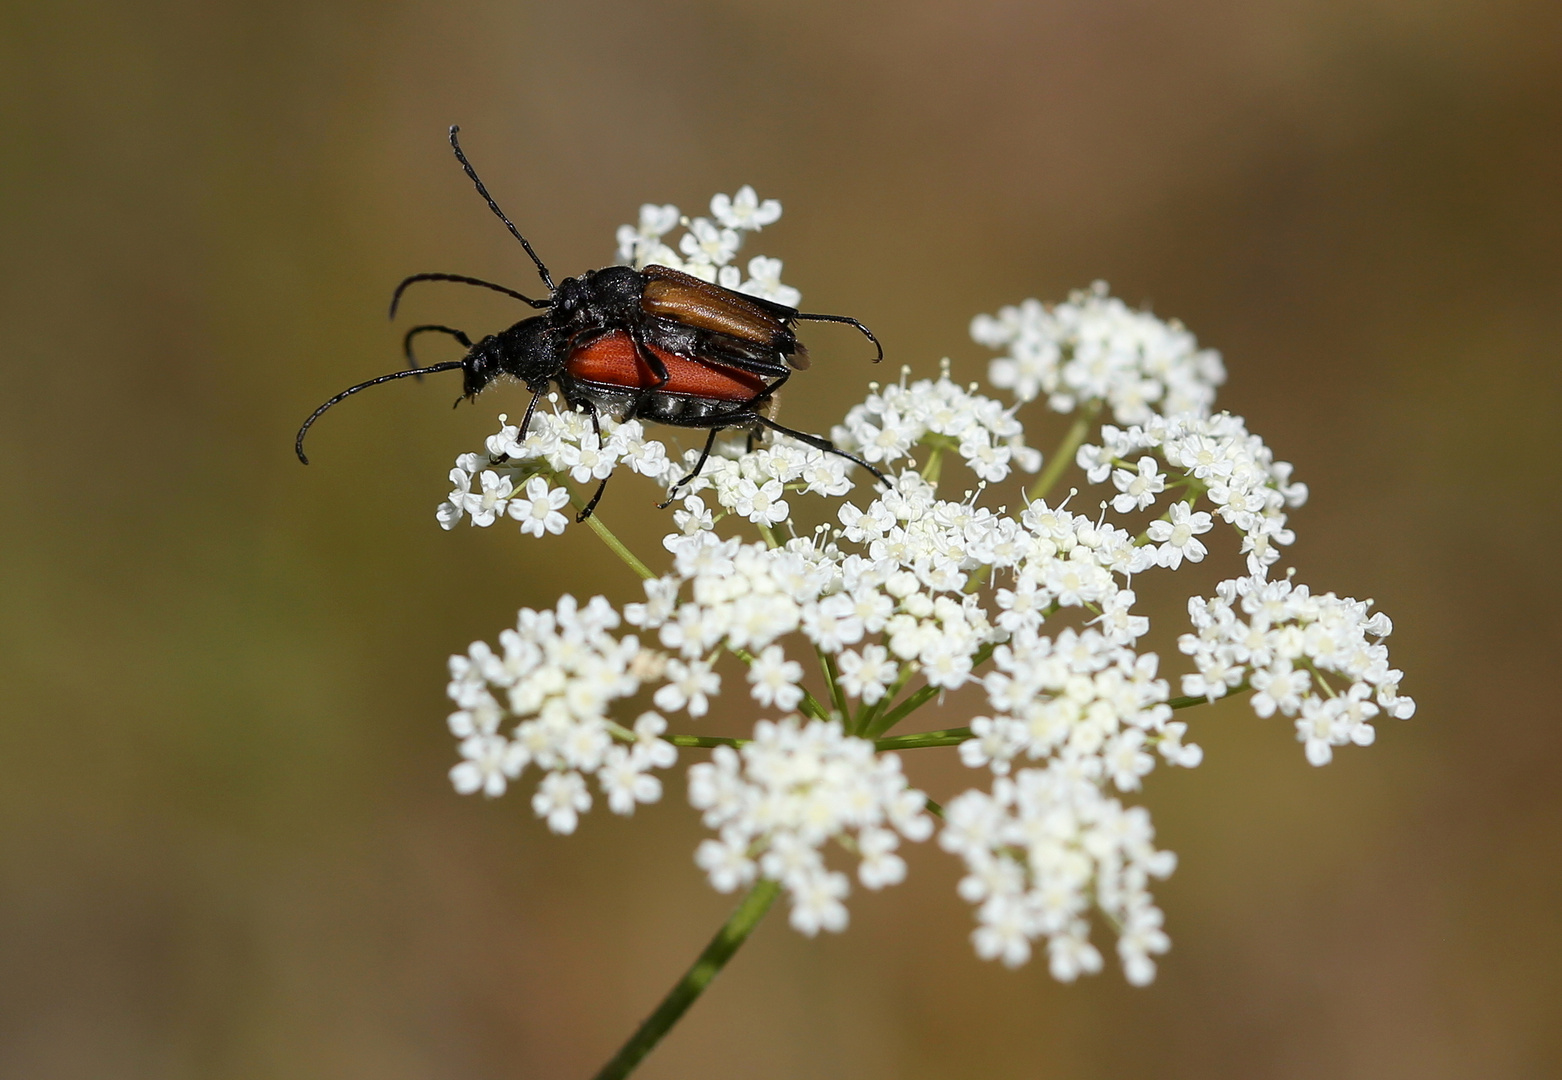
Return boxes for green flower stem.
[852,662,916,734]
[1169,682,1250,710]
[756,522,781,549]
[666,734,745,749]
[730,645,831,722]
[819,649,849,723]
[576,504,655,581]
[873,727,973,750]
[867,644,997,738]
[921,445,946,485]
[591,879,783,1080]
[1028,402,1101,504]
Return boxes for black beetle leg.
[574,399,612,522]
[755,415,887,486]
[626,331,671,421]
[658,428,723,509]
[578,474,611,522]
[514,389,543,444]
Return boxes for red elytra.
[565,330,769,402]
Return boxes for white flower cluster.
[1077,412,1309,576]
[832,364,1043,482]
[445,596,676,833]
[690,717,933,935]
[425,186,1414,987]
[436,408,674,532]
[940,762,1177,984]
[615,185,801,306]
[963,627,1201,786]
[1180,573,1415,765]
[973,282,1226,423]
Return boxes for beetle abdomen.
[566,330,768,401]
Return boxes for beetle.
[295,126,886,520]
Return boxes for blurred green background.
[2,1,1559,1077]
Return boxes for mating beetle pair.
[295,126,885,520]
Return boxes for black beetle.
[296,126,885,519]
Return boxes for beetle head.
[471,315,559,395]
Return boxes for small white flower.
[450,734,526,797]
[732,478,790,525]
[711,186,783,231]
[748,645,804,710]
[1147,501,1213,569]
[838,644,894,704]
[739,255,801,306]
[1111,457,1166,513]
[532,770,592,834]
[598,745,663,814]
[507,476,571,537]
[655,658,721,717]
[679,217,742,268]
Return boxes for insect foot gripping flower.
[414,189,1416,1078]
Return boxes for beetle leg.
[755,415,887,486]
[658,427,723,508]
[577,474,611,522]
[513,389,543,446]
[627,330,672,421]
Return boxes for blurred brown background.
[2,1,1559,1077]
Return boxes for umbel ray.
[295,126,886,520]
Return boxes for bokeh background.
[3,1,1559,1077]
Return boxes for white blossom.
[422,190,1412,987]
[974,282,1226,423]
[688,718,931,934]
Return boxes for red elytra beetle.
[295,126,885,521]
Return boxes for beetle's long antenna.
[403,324,473,379]
[791,312,884,363]
[390,272,549,319]
[447,126,555,293]
[296,361,466,464]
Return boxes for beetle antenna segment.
[447,125,555,293]
[791,312,885,363]
[296,361,466,465]
[403,325,473,375]
[389,272,549,319]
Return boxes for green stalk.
[1028,402,1101,504]
[873,727,974,751]
[819,649,849,725]
[591,879,782,1080]
[729,645,831,722]
[1169,682,1250,710]
[866,643,996,737]
[577,505,655,581]
[666,734,745,749]
[851,660,914,734]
